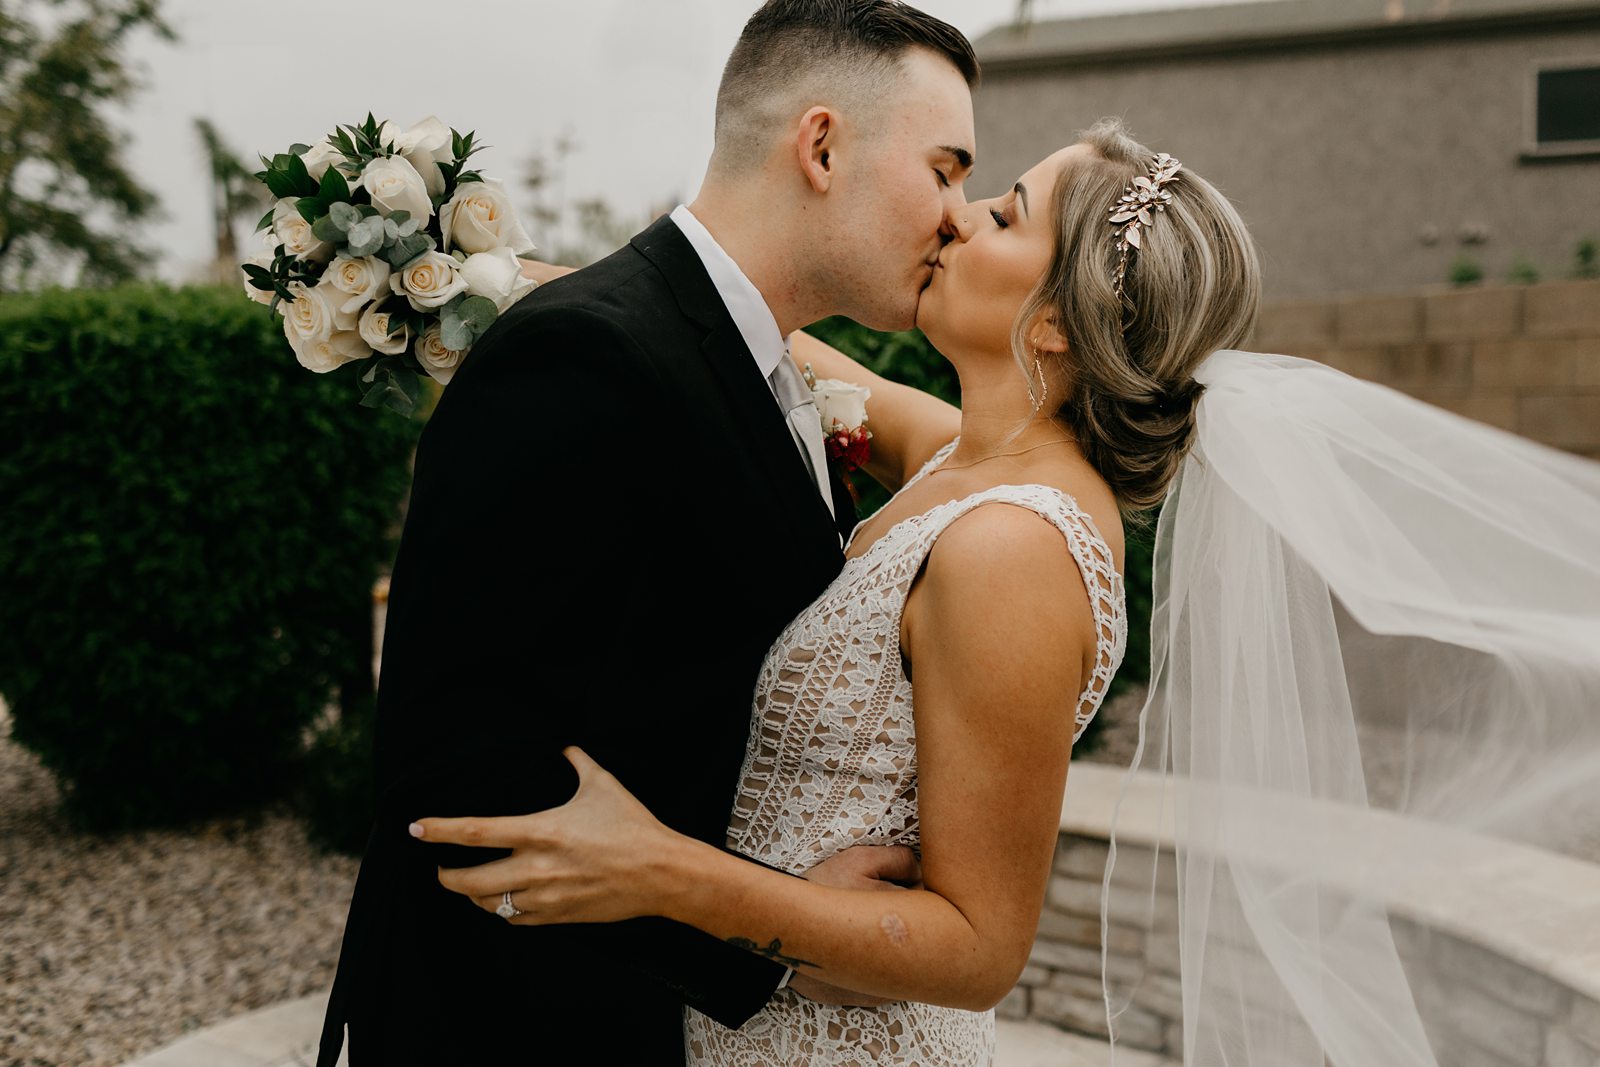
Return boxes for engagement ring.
[496,891,523,920]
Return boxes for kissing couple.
[317,2,1600,1065]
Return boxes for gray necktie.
[768,356,835,520]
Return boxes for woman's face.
[917,144,1086,358]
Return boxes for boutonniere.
[802,363,873,470]
[803,362,872,504]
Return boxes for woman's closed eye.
[989,207,1009,230]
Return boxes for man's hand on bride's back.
[516,258,578,285]
[786,845,921,1007]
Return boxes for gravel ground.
[0,707,357,1067]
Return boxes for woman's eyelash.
[935,170,950,187]
[990,208,1009,229]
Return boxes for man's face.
[839,49,975,332]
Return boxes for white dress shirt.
[669,205,833,520]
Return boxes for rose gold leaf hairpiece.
[1109,152,1183,305]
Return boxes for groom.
[317,2,978,1063]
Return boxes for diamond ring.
[496,891,523,920]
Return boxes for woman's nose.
[941,205,971,243]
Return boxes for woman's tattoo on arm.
[726,937,819,970]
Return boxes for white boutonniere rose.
[390,250,469,311]
[810,378,871,434]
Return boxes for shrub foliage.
[0,284,417,829]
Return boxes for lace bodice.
[686,438,1128,1066]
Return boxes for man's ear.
[795,106,835,194]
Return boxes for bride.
[414,119,1600,1066]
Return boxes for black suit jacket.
[317,217,857,1066]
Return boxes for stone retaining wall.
[1012,768,1600,1066]
[1248,278,1600,459]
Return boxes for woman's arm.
[517,258,578,285]
[416,503,1093,1010]
[789,331,961,495]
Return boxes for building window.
[1527,60,1600,159]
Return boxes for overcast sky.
[117,0,1272,280]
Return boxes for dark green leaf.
[318,164,351,204]
[255,206,276,233]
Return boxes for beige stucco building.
[971,0,1600,299]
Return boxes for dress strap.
[900,483,1127,739]
[899,437,962,496]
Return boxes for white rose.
[241,233,276,306]
[439,178,535,256]
[359,302,410,356]
[391,116,454,200]
[389,251,469,311]
[360,154,434,223]
[327,253,392,315]
[811,378,871,433]
[281,278,358,349]
[459,247,538,313]
[291,326,371,374]
[299,140,344,183]
[416,324,465,386]
[271,198,333,263]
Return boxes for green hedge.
[808,318,1155,754]
[0,284,418,830]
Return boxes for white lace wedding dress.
[685,438,1128,1066]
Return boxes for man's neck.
[685,194,822,337]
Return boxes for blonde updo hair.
[1013,118,1261,513]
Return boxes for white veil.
[1101,349,1600,1065]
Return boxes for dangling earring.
[1031,346,1049,413]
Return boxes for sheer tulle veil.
[1099,349,1600,1066]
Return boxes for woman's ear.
[1025,310,1069,356]
[795,106,834,194]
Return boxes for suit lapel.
[632,218,844,549]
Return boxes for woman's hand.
[412,746,684,925]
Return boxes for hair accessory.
[1109,153,1182,302]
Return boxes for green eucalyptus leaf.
[439,315,473,353]
[385,232,434,270]
[311,214,346,244]
[457,295,498,340]
[289,142,312,156]
[385,209,410,229]
[347,217,386,258]
[328,202,361,230]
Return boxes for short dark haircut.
[711,0,980,171]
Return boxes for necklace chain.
[929,438,1074,475]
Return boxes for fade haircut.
[711,0,979,173]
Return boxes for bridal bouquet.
[243,115,538,415]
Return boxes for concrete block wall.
[1248,279,1600,458]
[1015,834,1600,1066]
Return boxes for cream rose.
[299,140,344,183]
[459,247,538,313]
[416,324,466,386]
[360,154,434,223]
[271,198,333,263]
[280,280,357,351]
[326,253,392,315]
[358,303,410,356]
[389,251,469,311]
[811,378,871,433]
[439,178,535,256]
[241,234,275,306]
[291,327,372,374]
[391,116,454,200]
